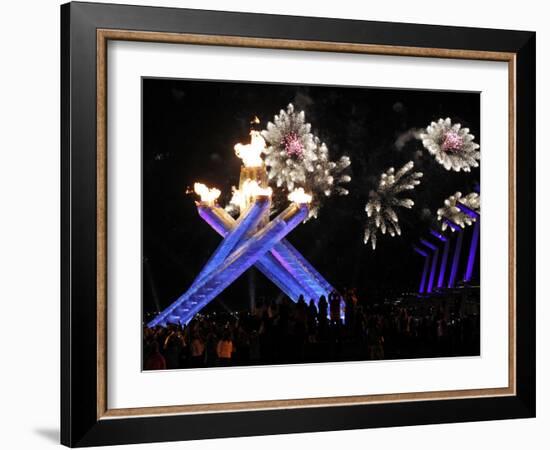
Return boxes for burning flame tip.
[229,180,272,210]
[234,130,265,168]
[193,182,221,204]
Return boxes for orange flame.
[234,131,265,168]
[194,183,221,204]
[229,180,272,211]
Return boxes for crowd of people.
[143,289,480,370]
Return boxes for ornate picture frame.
[61,2,535,446]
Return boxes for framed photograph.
[61,1,536,447]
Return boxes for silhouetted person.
[295,295,307,325]
[190,332,205,367]
[307,299,318,331]
[294,295,308,359]
[329,290,342,324]
[216,329,234,366]
[163,328,182,369]
[318,295,328,322]
[344,290,357,329]
[144,341,166,370]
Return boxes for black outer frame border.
[60,2,536,447]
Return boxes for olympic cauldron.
[148,132,335,328]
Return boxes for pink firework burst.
[282,132,304,158]
[441,131,464,152]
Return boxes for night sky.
[142,78,480,315]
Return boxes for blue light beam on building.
[420,239,438,294]
[448,229,464,288]
[429,229,450,289]
[413,246,430,294]
[437,239,450,288]
[456,202,480,219]
[464,219,480,282]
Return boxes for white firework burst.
[364,161,423,250]
[261,103,351,219]
[420,117,480,172]
[437,192,480,231]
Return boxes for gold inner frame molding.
[96,28,517,420]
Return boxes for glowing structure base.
[147,197,333,327]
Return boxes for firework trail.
[364,161,423,249]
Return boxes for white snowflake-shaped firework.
[420,117,480,172]
[364,161,423,250]
[437,192,480,231]
[261,103,351,219]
